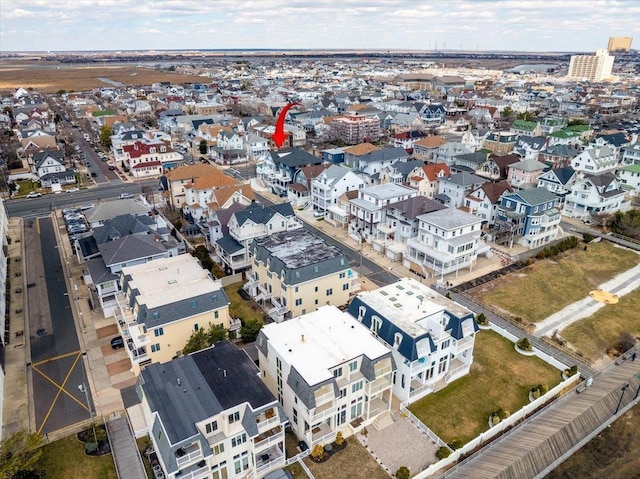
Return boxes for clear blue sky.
[1,0,638,52]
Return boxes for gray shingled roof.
[251,229,349,286]
[443,171,486,186]
[215,235,243,254]
[98,234,167,267]
[270,148,322,168]
[233,202,295,227]
[139,341,275,448]
[86,257,118,285]
[85,199,151,224]
[93,214,156,244]
[357,147,409,164]
[507,187,558,205]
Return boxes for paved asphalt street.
[28,216,93,435]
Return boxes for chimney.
[223,369,227,378]
[301,334,305,342]
[177,378,181,386]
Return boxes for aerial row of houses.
[67,187,478,479]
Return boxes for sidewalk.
[534,261,640,337]
[2,218,31,437]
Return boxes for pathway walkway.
[107,416,147,479]
[535,261,640,337]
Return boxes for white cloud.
[0,0,636,51]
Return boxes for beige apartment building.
[115,255,232,374]
[607,36,633,52]
[567,49,614,82]
[245,229,359,322]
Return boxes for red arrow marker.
[272,102,299,148]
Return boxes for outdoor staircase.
[372,411,394,431]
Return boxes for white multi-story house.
[349,184,417,242]
[464,181,513,223]
[256,306,395,447]
[405,208,488,279]
[537,166,577,206]
[215,203,302,274]
[372,196,446,261]
[311,164,364,214]
[122,139,184,178]
[571,146,618,175]
[618,164,640,197]
[348,278,478,403]
[564,173,630,220]
[437,172,486,208]
[138,341,288,479]
[621,142,640,166]
[433,142,471,166]
[343,147,408,181]
[244,133,270,161]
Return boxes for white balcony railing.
[314,391,334,405]
[256,415,280,431]
[178,464,209,479]
[254,455,285,475]
[311,405,337,422]
[176,448,204,468]
[254,432,283,451]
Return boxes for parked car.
[120,193,133,199]
[67,188,80,193]
[313,210,325,218]
[90,172,97,178]
[80,203,95,211]
[110,336,124,349]
[26,192,42,198]
[108,165,116,170]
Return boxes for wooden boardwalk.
[438,351,640,479]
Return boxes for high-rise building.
[567,49,614,82]
[607,36,633,52]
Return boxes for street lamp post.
[614,383,630,415]
[79,383,97,443]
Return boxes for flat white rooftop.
[262,305,389,386]
[122,255,221,309]
[355,278,472,338]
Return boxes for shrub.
[448,439,464,450]
[530,384,547,399]
[436,446,451,459]
[335,431,344,446]
[517,337,532,351]
[476,313,488,326]
[395,466,410,479]
[311,444,325,460]
[582,232,595,243]
[564,365,578,377]
[492,407,509,421]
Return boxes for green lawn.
[475,242,640,323]
[224,283,265,324]
[34,434,117,479]
[408,330,562,445]
[561,286,640,362]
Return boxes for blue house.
[346,278,478,403]
[495,187,561,249]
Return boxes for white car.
[26,192,42,198]
[120,193,133,199]
[67,188,80,193]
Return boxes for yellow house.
[245,229,360,322]
[115,254,232,374]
